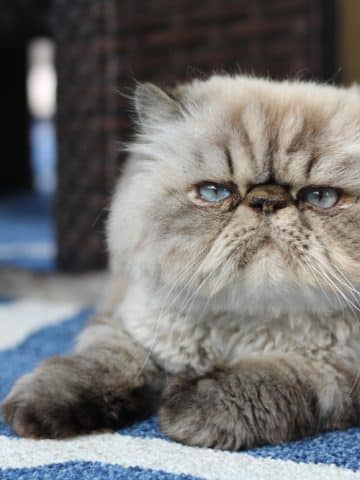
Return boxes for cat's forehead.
[183,77,360,191]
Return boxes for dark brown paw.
[159,371,242,449]
[159,366,318,450]
[2,356,155,438]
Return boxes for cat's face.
[108,76,360,317]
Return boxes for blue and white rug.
[0,296,360,479]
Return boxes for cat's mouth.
[251,228,299,274]
[252,230,287,263]
[263,234,274,247]
[258,223,280,249]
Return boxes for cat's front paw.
[2,355,150,438]
[159,371,243,449]
[159,366,317,450]
[2,357,103,438]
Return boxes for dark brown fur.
[2,350,160,438]
[159,359,323,450]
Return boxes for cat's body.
[3,75,360,449]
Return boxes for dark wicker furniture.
[53,0,336,270]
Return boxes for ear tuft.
[134,82,183,123]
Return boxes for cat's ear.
[134,82,184,124]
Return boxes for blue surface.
[0,193,54,243]
[2,255,56,271]
[0,192,56,271]
[0,296,15,304]
[0,462,201,480]
[251,428,360,472]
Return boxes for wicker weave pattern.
[54,0,330,271]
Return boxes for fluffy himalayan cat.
[3,75,360,450]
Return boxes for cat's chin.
[207,246,340,318]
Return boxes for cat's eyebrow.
[224,146,234,177]
[237,119,257,168]
[286,121,308,155]
[305,152,321,178]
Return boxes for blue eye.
[300,187,339,209]
[198,183,232,202]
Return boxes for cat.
[3,74,360,450]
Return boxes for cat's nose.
[245,184,290,214]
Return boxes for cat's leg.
[159,355,358,449]
[2,319,162,438]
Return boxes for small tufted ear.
[134,82,184,124]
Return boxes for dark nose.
[245,184,290,214]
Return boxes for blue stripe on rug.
[120,417,167,440]
[250,428,360,472]
[0,462,202,480]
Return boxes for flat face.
[109,76,360,317]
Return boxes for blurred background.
[0,0,359,286]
